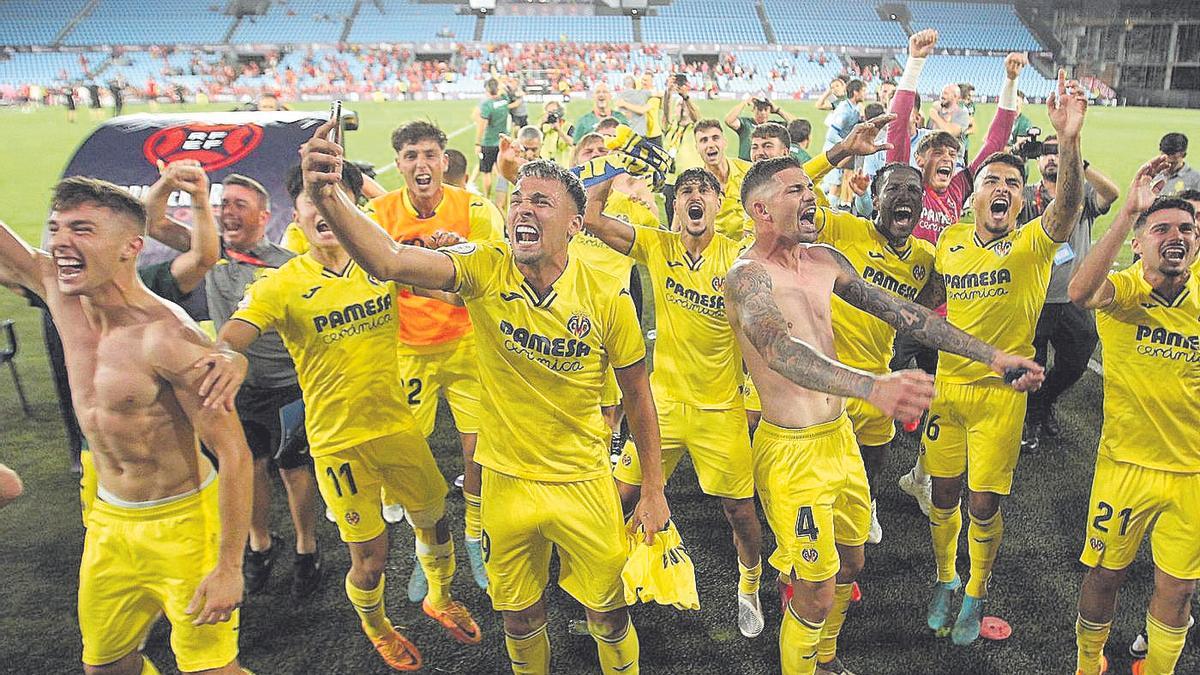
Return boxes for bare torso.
[731,243,845,428]
[41,266,211,502]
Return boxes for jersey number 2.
[1092,501,1132,536]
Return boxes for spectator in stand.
[788,119,813,163]
[572,81,628,143]
[725,94,797,162]
[1155,132,1200,196]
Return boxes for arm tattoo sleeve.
[831,252,996,365]
[1042,136,1085,242]
[726,260,876,399]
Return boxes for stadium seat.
[897,52,1056,98]
[64,0,235,46]
[0,0,89,45]
[906,1,1043,51]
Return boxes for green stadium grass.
[1,99,1197,673]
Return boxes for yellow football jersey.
[715,157,753,241]
[443,241,646,482]
[280,222,310,254]
[630,226,745,408]
[817,209,936,373]
[1095,264,1200,473]
[232,255,417,456]
[934,219,1058,384]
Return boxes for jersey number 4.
[795,506,819,541]
[325,462,359,498]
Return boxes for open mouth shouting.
[989,195,1011,218]
[55,253,85,281]
[686,200,704,221]
[1161,241,1189,265]
[799,205,817,227]
[413,172,433,189]
[891,204,915,229]
[315,220,332,235]
[514,223,541,247]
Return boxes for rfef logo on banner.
[142,124,265,171]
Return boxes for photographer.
[1017,135,1119,450]
[539,99,574,166]
[725,93,797,161]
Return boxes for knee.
[504,605,547,636]
[720,498,755,527]
[1086,566,1128,594]
[967,493,999,520]
[930,479,961,509]
[1155,573,1197,607]
[585,608,629,639]
[83,652,141,675]
[838,553,865,582]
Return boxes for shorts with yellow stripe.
[79,477,239,672]
[315,428,448,543]
[1080,454,1200,579]
[845,395,896,447]
[753,413,871,583]
[398,335,482,436]
[921,378,1026,495]
[480,468,627,613]
[613,400,754,499]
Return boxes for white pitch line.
[375,123,474,174]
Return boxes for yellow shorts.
[480,468,627,613]
[742,376,761,413]
[845,395,895,447]
[315,428,449,543]
[613,400,754,499]
[79,478,238,672]
[398,335,482,436]
[1080,454,1200,579]
[921,379,1026,495]
[600,366,621,408]
[753,413,870,583]
[80,447,98,526]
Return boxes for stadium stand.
[64,0,235,46]
[720,50,845,96]
[230,0,355,45]
[0,0,89,46]
[898,53,1056,98]
[641,0,766,44]
[0,50,108,86]
[483,16,633,43]
[347,0,475,43]
[906,1,1042,50]
[765,0,907,47]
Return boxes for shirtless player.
[724,156,1042,674]
[0,178,252,675]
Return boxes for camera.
[1016,126,1044,160]
[673,73,688,87]
[546,109,563,124]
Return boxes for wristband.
[998,76,1018,110]
[899,57,926,91]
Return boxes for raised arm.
[0,219,49,296]
[301,119,458,291]
[888,30,937,164]
[151,321,252,627]
[583,175,636,255]
[1041,71,1089,243]
[1085,164,1121,212]
[1069,157,1168,309]
[967,53,1025,174]
[827,247,1043,390]
[725,95,750,131]
[145,161,219,294]
[726,258,934,421]
[826,113,897,169]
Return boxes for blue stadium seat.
[641,0,764,44]
[482,16,633,43]
[348,0,474,43]
[906,1,1042,51]
[897,53,1055,98]
[764,0,907,47]
[230,0,355,44]
[65,0,235,45]
[0,0,89,45]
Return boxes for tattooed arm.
[826,247,1044,390]
[726,258,876,398]
[726,257,935,421]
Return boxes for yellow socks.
[590,617,639,674]
[816,583,854,665]
[965,510,1004,598]
[139,656,161,675]
[1075,614,1112,675]
[738,557,762,595]
[345,574,394,640]
[1145,612,1189,674]
[929,504,962,584]
[505,623,551,675]
[780,603,825,675]
[464,491,482,542]
[414,531,456,609]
